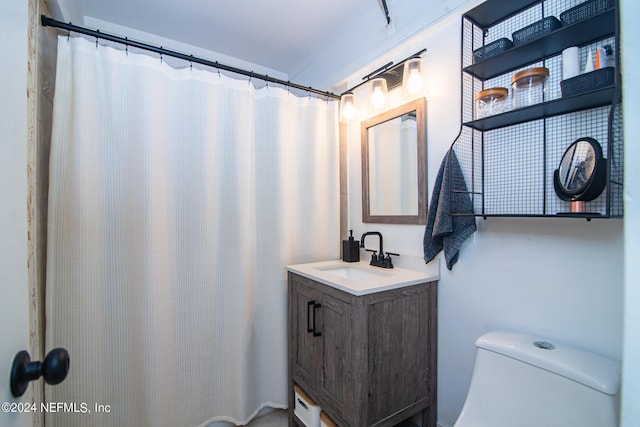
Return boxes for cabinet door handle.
[307,300,315,333]
[312,303,322,337]
[297,398,309,410]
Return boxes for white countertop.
[286,259,439,296]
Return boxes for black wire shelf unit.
[450,0,623,219]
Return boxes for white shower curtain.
[45,36,339,427]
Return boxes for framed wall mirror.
[361,98,427,224]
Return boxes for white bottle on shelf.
[584,48,594,73]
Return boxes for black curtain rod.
[40,15,341,100]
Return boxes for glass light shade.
[402,57,425,94]
[370,77,388,109]
[340,93,356,122]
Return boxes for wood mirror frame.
[361,98,427,224]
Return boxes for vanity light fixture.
[339,49,426,122]
[370,77,389,109]
[403,56,425,94]
[339,92,356,121]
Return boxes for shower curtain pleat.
[45,36,339,427]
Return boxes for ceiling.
[69,0,385,76]
[47,0,473,87]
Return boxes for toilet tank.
[454,331,620,427]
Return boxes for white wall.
[81,17,287,81]
[324,4,627,426]
[620,0,640,425]
[292,0,475,90]
[44,0,288,81]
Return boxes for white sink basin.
[314,264,391,281]
[287,259,438,296]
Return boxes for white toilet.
[454,331,620,427]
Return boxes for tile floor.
[244,409,288,426]
[243,409,419,427]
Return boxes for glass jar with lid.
[511,67,549,109]
[475,87,509,120]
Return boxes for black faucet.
[360,232,398,268]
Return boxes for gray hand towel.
[423,149,476,270]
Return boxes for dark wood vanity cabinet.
[288,272,438,427]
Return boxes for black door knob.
[10,348,70,397]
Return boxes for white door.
[1,1,36,426]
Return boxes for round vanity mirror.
[553,137,606,214]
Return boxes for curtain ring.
[125,37,128,56]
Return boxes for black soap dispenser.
[342,230,360,263]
